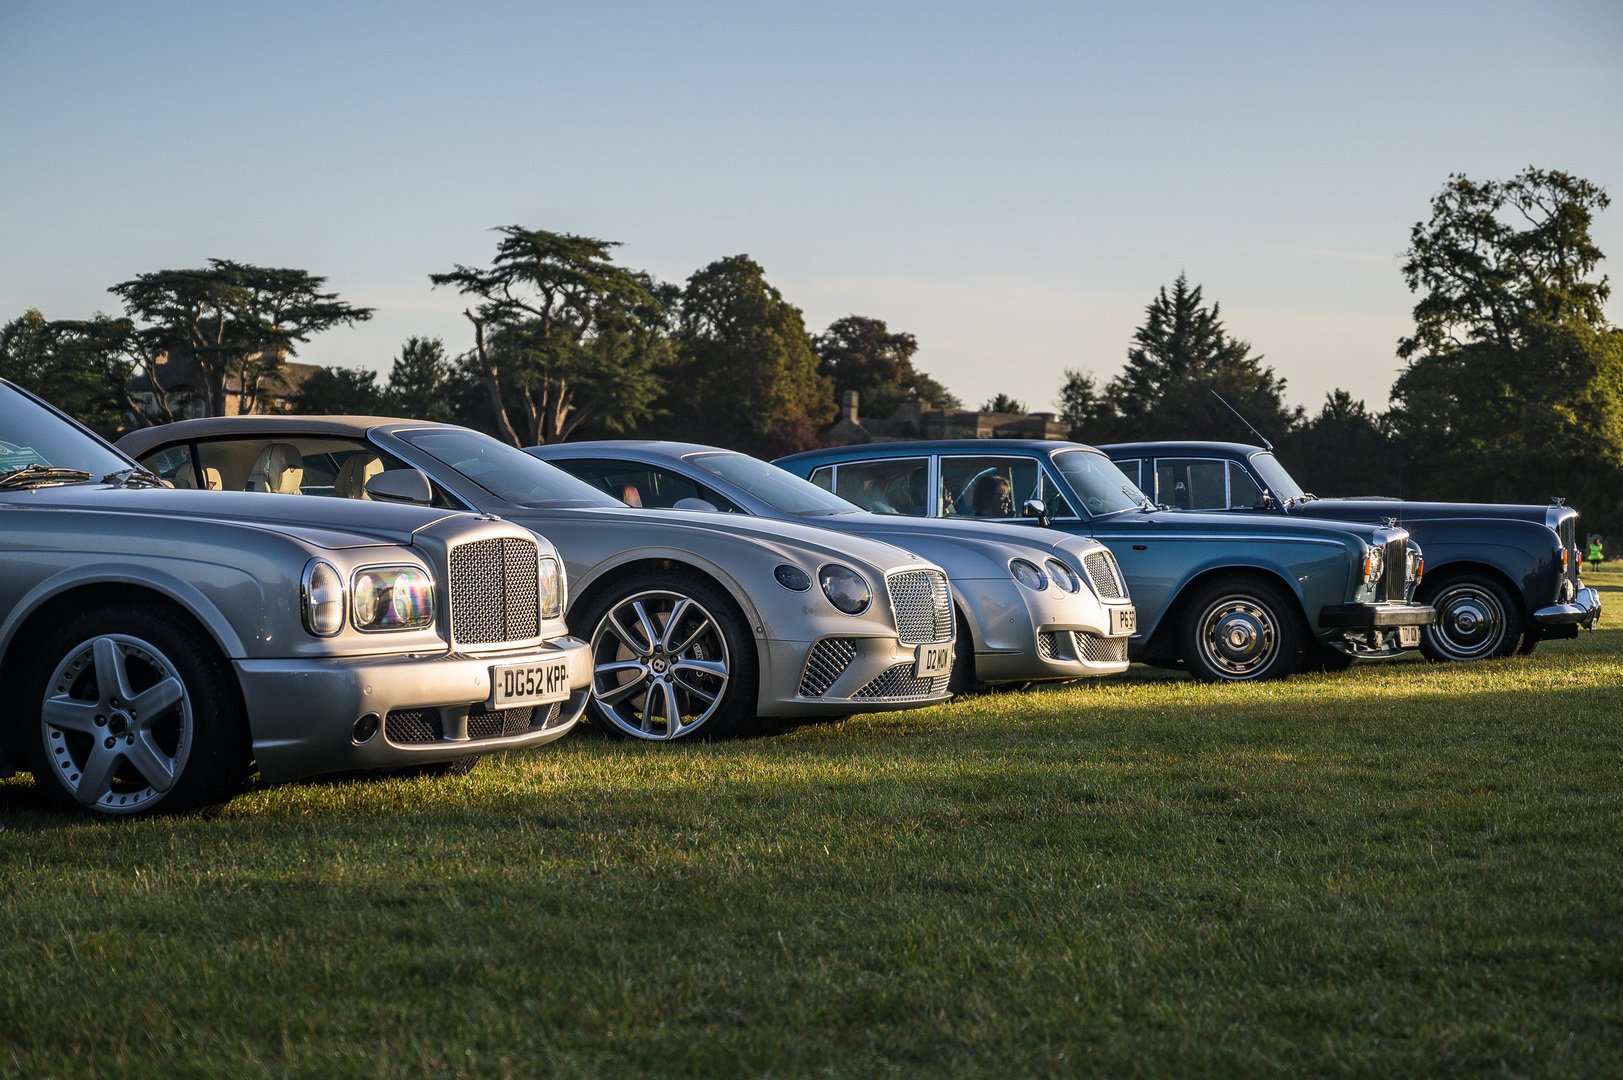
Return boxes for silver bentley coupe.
[530,441,1137,690]
[117,418,959,742]
[0,381,591,816]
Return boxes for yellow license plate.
[491,658,572,709]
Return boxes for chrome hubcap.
[590,590,730,740]
[41,634,192,813]
[1428,585,1505,660]
[1197,596,1278,678]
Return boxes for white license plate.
[1109,606,1137,636]
[490,658,572,709]
[914,642,952,678]
[1399,625,1421,647]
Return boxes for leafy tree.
[383,336,455,421]
[671,254,833,455]
[1057,368,1113,441]
[982,393,1028,414]
[1101,274,1302,442]
[1388,168,1622,536]
[430,227,672,445]
[109,260,372,417]
[813,315,958,415]
[1,309,153,433]
[1277,391,1396,497]
[292,366,384,415]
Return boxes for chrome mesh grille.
[1036,631,1059,661]
[450,537,541,645]
[799,638,856,697]
[1077,632,1129,663]
[385,710,441,744]
[467,704,535,740]
[538,702,565,730]
[886,569,953,645]
[854,662,950,700]
[1083,550,1126,599]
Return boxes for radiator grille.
[886,569,953,645]
[799,637,856,697]
[854,663,950,700]
[449,537,541,644]
[1381,538,1406,602]
[1083,550,1126,599]
[1077,632,1129,663]
[385,710,441,744]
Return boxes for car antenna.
[1210,390,1274,451]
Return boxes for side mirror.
[1022,499,1050,528]
[672,497,720,512]
[365,469,434,506]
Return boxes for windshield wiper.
[100,466,167,489]
[0,464,94,490]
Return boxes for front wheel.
[24,605,249,816]
[1418,573,1524,662]
[1179,578,1306,682]
[576,573,757,741]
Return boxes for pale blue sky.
[3,1,1620,417]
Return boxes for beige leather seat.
[246,443,304,494]
[334,453,383,499]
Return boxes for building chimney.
[842,389,859,423]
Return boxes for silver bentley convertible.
[118,418,959,742]
[0,382,591,816]
[530,441,1137,690]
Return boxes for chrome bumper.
[1534,586,1602,629]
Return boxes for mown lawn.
[3,566,1621,1077]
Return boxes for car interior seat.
[619,484,643,508]
[334,453,383,499]
[246,443,305,494]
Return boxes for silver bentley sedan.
[530,441,1136,689]
[1,381,591,816]
[117,418,959,742]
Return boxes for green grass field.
[4,566,1621,1077]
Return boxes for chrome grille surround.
[854,662,950,700]
[1083,550,1126,599]
[799,637,857,698]
[449,536,542,645]
[885,569,953,645]
[1381,538,1406,602]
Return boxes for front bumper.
[769,633,954,716]
[1534,586,1602,630]
[1318,602,1437,660]
[958,576,1133,684]
[238,635,592,782]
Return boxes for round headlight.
[775,564,812,591]
[1044,559,1080,593]
[302,560,345,637]
[351,566,433,631]
[819,564,872,615]
[1011,558,1048,591]
[1363,545,1384,583]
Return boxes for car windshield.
[1050,449,1149,516]
[1249,451,1308,503]
[396,427,622,508]
[687,451,859,516]
[0,382,130,483]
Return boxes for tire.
[23,605,249,817]
[947,609,978,695]
[575,572,757,741]
[1178,577,1307,682]
[1418,573,1525,662]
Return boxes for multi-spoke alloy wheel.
[1419,574,1523,661]
[1180,577,1305,682]
[584,578,751,740]
[27,606,248,816]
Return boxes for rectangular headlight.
[539,556,564,620]
[351,566,435,632]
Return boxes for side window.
[808,466,836,493]
[1228,462,1265,508]
[831,458,932,516]
[1114,458,1142,491]
[1154,458,1227,510]
[941,455,1042,520]
[180,438,430,503]
[146,445,213,490]
[642,465,744,512]
[1038,470,1075,518]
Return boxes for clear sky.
[3,1,1621,419]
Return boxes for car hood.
[1297,498,1556,526]
[6,483,465,548]
[802,511,1102,560]
[1116,506,1399,543]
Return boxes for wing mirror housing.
[672,497,720,512]
[365,469,434,506]
[1022,499,1050,528]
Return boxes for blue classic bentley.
[1100,440,1601,661]
[775,439,1436,681]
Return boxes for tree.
[1388,168,1623,535]
[109,260,372,418]
[982,393,1028,414]
[813,315,958,415]
[1057,368,1113,441]
[671,254,834,455]
[382,336,455,421]
[1,309,154,434]
[430,227,673,445]
[292,366,384,414]
[1278,391,1395,497]
[1100,274,1301,442]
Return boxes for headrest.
[247,443,304,494]
[334,453,383,499]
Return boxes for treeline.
[3,167,1619,539]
